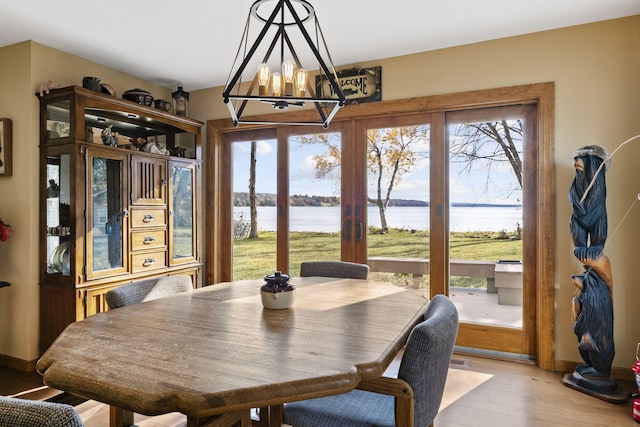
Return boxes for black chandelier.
[223,0,345,128]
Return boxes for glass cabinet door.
[86,148,128,278]
[169,160,198,265]
[45,151,72,277]
[45,99,71,141]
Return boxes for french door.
[221,123,354,279]
[218,108,535,358]
[354,106,535,357]
[208,83,554,365]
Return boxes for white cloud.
[256,140,273,156]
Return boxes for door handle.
[342,219,352,242]
[355,221,364,241]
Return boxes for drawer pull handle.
[143,236,156,244]
[143,258,156,267]
[143,214,156,223]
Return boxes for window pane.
[288,132,342,276]
[91,157,123,272]
[232,140,277,279]
[365,124,431,298]
[448,119,524,328]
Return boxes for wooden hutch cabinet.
[38,86,203,350]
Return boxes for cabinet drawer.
[131,230,166,251]
[131,208,166,228]
[131,250,167,273]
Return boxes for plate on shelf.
[49,241,70,274]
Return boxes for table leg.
[187,410,251,427]
[268,405,284,427]
[109,406,134,427]
[254,405,284,427]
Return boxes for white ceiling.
[1,0,639,91]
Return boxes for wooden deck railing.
[367,257,523,305]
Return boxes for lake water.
[233,205,523,232]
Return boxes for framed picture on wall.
[0,118,12,176]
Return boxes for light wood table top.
[37,277,428,423]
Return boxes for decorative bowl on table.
[122,88,153,106]
[261,271,295,309]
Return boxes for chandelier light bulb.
[258,63,270,96]
[295,69,307,96]
[271,72,282,97]
[282,59,296,96]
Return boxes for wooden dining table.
[36,276,429,427]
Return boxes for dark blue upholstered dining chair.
[0,396,84,427]
[105,275,193,309]
[283,294,459,427]
[299,261,370,279]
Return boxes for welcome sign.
[316,66,382,104]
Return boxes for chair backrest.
[106,275,193,309]
[0,396,84,427]
[299,261,370,279]
[398,294,459,427]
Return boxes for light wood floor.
[437,355,635,427]
[64,354,636,427]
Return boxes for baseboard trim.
[0,353,38,372]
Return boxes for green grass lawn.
[233,228,522,285]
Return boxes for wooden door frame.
[207,82,555,370]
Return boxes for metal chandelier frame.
[223,0,346,128]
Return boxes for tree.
[367,127,429,232]
[449,120,523,193]
[297,126,428,233]
[249,140,258,238]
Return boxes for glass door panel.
[45,152,71,276]
[287,131,342,276]
[86,149,128,279]
[169,160,197,264]
[45,99,71,141]
[363,120,431,297]
[231,139,278,280]
[447,118,524,328]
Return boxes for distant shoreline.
[233,192,521,209]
